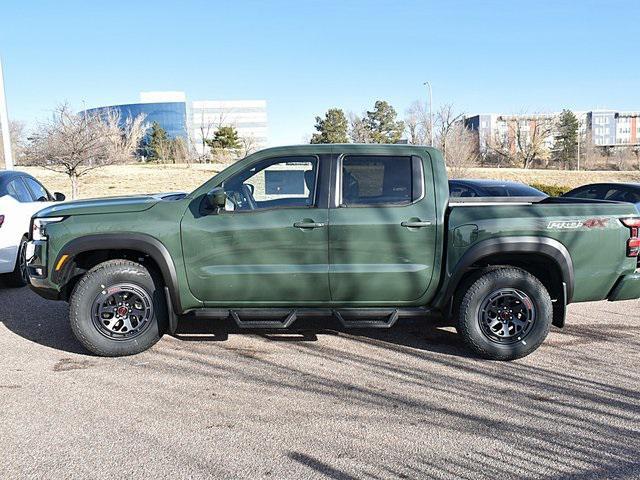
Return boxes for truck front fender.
[52,233,183,313]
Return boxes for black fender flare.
[435,236,574,313]
[52,233,182,313]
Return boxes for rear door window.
[449,184,477,198]
[341,155,414,206]
[568,185,607,199]
[607,188,640,203]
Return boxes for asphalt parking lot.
[1,286,639,479]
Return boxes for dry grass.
[461,167,640,188]
[17,163,640,199]
[20,163,225,199]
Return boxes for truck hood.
[35,192,186,217]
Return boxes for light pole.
[0,56,14,170]
[423,81,434,147]
[576,116,582,171]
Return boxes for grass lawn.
[19,163,640,199]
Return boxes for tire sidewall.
[70,263,167,356]
[459,269,552,360]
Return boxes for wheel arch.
[436,236,574,328]
[52,233,182,312]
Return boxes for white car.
[0,171,65,286]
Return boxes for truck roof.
[252,143,438,156]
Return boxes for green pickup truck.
[26,144,640,360]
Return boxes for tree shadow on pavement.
[173,314,473,358]
[2,286,472,359]
[0,286,89,355]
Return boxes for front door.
[328,154,437,304]
[181,155,330,305]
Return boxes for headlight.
[31,217,65,241]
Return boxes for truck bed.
[445,197,638,303]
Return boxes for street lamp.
[423,81,434,147]
[0,56,14,170]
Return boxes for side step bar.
[190,307,431,329]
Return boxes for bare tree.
[104,109,148,163]
[170,137,190,164]
[238,134,259,158]
[404,100,431,145]
[0,120,26,168]
[348,112,372,143]
[431,105,477,177]
[489,114,553,169]
[632,146,640,171]
[434,104,465,158]
[442,122,478,178]
[580,131,603,170]
[190,109,224,163]
[26,104,147,198]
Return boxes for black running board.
[188,307,431,329]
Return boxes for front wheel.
[457,267,552,360]
[69,259,168,356]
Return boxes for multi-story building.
[81,92,268,156]
[590,111,640,147]
[83,92,189,140]
[466,110,638,155]
[190,100,268,156]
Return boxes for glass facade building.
[81,92,269,155]
[82,102,188,139]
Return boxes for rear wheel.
[69,259,167,356]
[2,236,29,287]
[457,267,552,360]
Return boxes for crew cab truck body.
[26,144,640,359]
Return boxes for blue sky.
[1,0,639,145]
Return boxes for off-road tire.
[457,267,552,360]
[69,259,167,356]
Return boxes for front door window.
[223,156,318,212]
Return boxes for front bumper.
[608,272,640,301]
[25,240,61,300]
[25,240,47,279]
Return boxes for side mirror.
[54,192,66,202]
[204,187,227,212]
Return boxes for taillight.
[621,217,640,257]
[0,215,4,228]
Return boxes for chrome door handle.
[293,221,326,229]
[401,221,432,228]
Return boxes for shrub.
[530,183,572,197]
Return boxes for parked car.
[449,179,547,198]
[562,183,640,212]
[27,145,640,360]
[0,171,65,286]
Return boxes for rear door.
[328,153,437,303]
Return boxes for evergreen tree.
[552,110,579,168]
[206,126,241,162]
[147,122,168,161]
[364,100,405,144]
[310,108,348,144]
[206,126,241,152]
